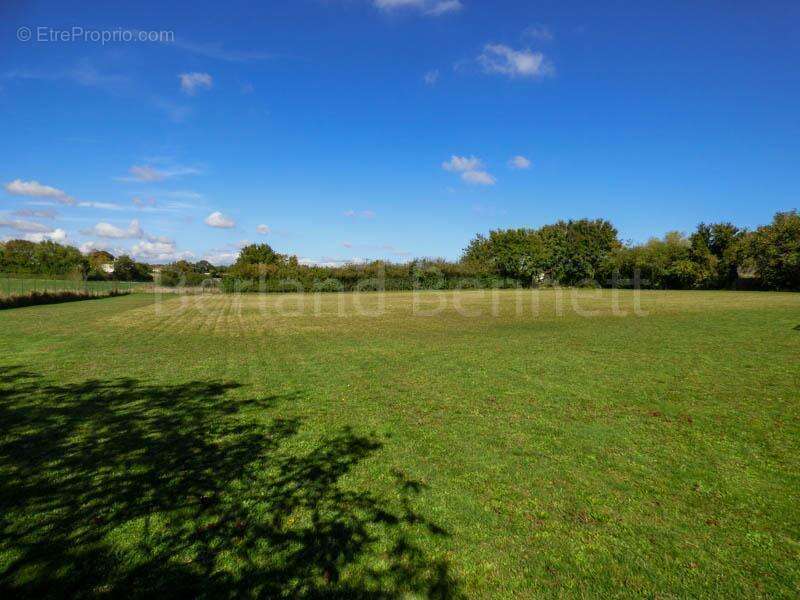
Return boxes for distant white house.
[101,263,114,274]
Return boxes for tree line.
[223,211,799,292]
[1,210,798,291]
[0,241,153,281]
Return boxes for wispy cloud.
[256,224,271,234]
[129,166,165,182]
[170,39,277,62]
[523,24,554,42]
[128,190,205,214]
[120,164,202,183]
[202,240,250,265]
[343,209,376,219]
[77,201,124,211]
[442,155,496,185]
[5,179,124,210]
[4,60,129,92]
[12,208,58,219]
[4,59,190,122]
[4,179,74,204]
[424,1,462,16]
[508,155,531,169]
[477,44,554,79]
[298,256,366,267]
[133,196,157,208]
[179,72,213,95]
[149,96,191,122]
[472,203,508,217]
[0,217,52,233]
[204,211,235,228]
[442,155,482,172]
[461,170,496,185]
[162,190,204,200]
[423,69,440,85]
[340,242,410,257]
[373,0,462,17]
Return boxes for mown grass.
[1,290,798,598]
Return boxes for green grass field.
[1,290,798,598]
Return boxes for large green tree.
[0,240,86,276]
[689,222,743,287]
[112,256,152,282]
[461,219,620,284]
[235,243,283,267]
[462,229,549,280]
[741,211,800,290]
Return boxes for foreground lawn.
[1,290,798,598]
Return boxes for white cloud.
[442,155,496,185]
[202,250,240,265]
[179,72,213,95]
[461,170,496,185]
[204,211,235,228]
[89,219,144,239]
[24,228,67,243]
[373,0,462,16]
[343,209,376,219]
[0,215,67,242]
[131,240,194,262]
[5,179,64,198]
[79,240,118,255]
[4,179,74,204]
[425,1,461,17]
[442,155,482,172]
[423,69,439,85]
[524,24,554,42]
[509,155,531,169]
[4,179,124,210]
[478,44,554,79]
[256,224,271,234]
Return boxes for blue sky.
[1,0,798,264]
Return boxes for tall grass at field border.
[0,289,131,310]
[0,275,149,297]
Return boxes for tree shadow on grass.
[0,366,460,599]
